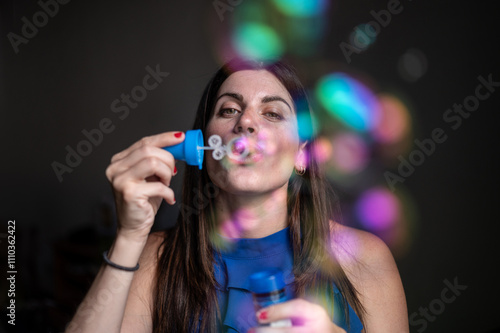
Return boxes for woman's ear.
[295,141,309,170]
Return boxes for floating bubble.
[315,73,380,132]
[330,132,369,174]
[312,136,333,164]
[210,134,274,168]
[353,186,417,258]
[297,111,319,141]
[398,48,428,82]
[355,187,399,231]
[230,137,249,156]
[349,23,377,51]
[373,94,411,144]
[271,0,329,17]
[232,22,284,61]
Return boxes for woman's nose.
[234,111,257,134]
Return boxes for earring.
[295,166,306,176]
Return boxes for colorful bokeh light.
[330,132,369,174]
[353,186,416,258]
[355,187,400,231]
[271,0,329,17]
[373,94,411,144]
[315,73,380,132]
[312,136,333,164]
[232,22,284,61]
[398,48,428,82]
[349,23,377,51]
[297,111,319,141]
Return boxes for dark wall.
[1,1,499,332]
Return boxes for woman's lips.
[229,150,263,165]
[225,136,265,165]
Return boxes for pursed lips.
[226,136,266,165]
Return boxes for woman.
[66,59,408,333]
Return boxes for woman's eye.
[220,108,239,116]
[265,112,282,120]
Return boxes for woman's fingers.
[122,181,176,206]
[248,327,309,333]
[256,299,313,324]
[112,156,173,190]
[107,149,175,185]
[114,181,175,241]
[105,131,185,240]
[111,131,184,164]
[252,299,344,333]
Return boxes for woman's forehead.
[218,70,293,102]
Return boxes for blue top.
[213,227,363,333]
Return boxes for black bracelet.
[102,251,140,272]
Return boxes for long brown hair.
[153,58,365,332]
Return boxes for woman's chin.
[208,159,291,195]
[223,174,289,196]
[223,181,265,196]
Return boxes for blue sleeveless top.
[213,227,363,333]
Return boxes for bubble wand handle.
[162,130,234,169]
[162,130,205,170]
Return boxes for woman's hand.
[105,131,184,242]
[248,299,346,333]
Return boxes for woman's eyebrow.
[216,92,243,103]
[216,92,292,112]
[261,95,292,112]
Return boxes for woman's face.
[205,69,302,195]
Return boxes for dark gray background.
[1,0,499,332]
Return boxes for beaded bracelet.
[102,251,140,272]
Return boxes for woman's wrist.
[107,231,149,269]
[116,226,150,245]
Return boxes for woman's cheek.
[268,143,296,177]
[206,157,226,189]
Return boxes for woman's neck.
[215,184,289,239]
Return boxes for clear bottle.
[249,268,292,327]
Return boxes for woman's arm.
[65,234,148,333]
[65,132,183,333]
[120,232,164,332]
[333,224,409,332]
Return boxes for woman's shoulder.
[329,221,395,273]
[329,221,409,330]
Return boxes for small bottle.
[163,129,204,170]
[249,268,292,327]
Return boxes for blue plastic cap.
[249,268,286,294]
[163,129,204,170]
